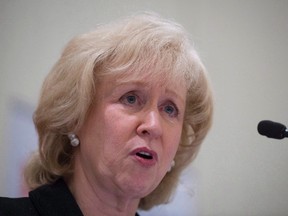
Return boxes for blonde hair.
[25,12,213,210]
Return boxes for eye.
[126,95,137,104]
[163,103,179,117]
[120,92,140,106]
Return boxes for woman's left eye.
[163,104,178,117]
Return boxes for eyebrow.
[115,81,186,105]
[165,88,186,106]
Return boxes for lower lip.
[132,155,157,167]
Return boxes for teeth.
[139,151,151,156]
[136,151,153,159]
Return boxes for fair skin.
[68,73,187,216]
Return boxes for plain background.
[1,1,288,215]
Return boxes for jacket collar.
[29,178,83,216]
[29,178,140,216]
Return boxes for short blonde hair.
[25,12,213,210]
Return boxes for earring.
[168,160,175,172]
[68,133,80,147]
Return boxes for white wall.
[194,1,288,215]
[1,1,288,215]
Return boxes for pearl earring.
[68,133,80,147]
[168,160,175,172]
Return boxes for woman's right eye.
[125,95,137,104]
[120,93,139,106]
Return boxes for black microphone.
[257,120,288,139]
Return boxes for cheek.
[165,126,183,159]
[98,107,134,151]
[103,105,138,135]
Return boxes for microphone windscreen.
[257,120,286,139]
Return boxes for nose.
[137,109,163,139]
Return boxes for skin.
[68,73,187,216]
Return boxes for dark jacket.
[0,179,140,216]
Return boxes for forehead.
[101,68,189,91]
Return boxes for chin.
[120,176,160,198]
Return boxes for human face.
[76,74,187,199]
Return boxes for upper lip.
[130,147,158,161]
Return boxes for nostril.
[142,130,149,135]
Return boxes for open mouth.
[136,151,153,160]
[131,147,158,167]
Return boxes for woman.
[0,12,213,216]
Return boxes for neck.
[66,163,140,216]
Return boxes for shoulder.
[29,178,83,216]
[0,197,39,216]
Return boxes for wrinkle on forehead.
[95,49,192,89]
[105,68,189,93]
